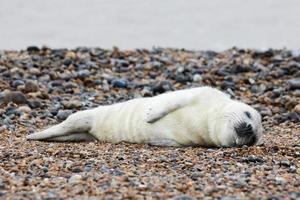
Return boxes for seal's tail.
[26,110,96,142]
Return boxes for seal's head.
[212,101,263,147]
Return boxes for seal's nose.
[234,122,258,146]
[235,122,254,137]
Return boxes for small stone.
[63,100,82,109]
[12,80,25,88]
[3,91,28,104]
[290,166,297,173]
[65,51,76,59]
[17,106,31,113]
[248,78,255,84]
[221,80,235,90]
[193,74,202,82]
[111,79,127,88]
[272,88,282,98]
[24,80,39,93]
[275,176,286,185]
[56,110,73,120]
[287,112,300,123]
[294,104,300,115]
[152,81,173,94]
[77,70,90,79]
[245,155,265,163]
[68,174,82,184]
[288,78,300,90]
[280,160,290,167]
[27,46,40,52]
[28,100,43,109]
[141,87,152,97]
[29,68,41,75]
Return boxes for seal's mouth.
[233,135,257,147]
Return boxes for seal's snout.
[235,122,253,137]
[234,122,257,146]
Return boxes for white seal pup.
[26,87,263,147]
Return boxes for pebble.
[111,79,127,88]
[28,100,42,109]
[244,155,265,163]
[24,80,39,93]
[193,74,202,82]
[280,160,290,167]
[56,110,73,120]
[27,46,40,52]
[17,106,31,113]
[152,81,173,94]
[29,68,41,75]
[275,176,287,185]
[65,51,76,59]
[287,112,300,123]
[289,166,297,173]
[294,104,300,115]
[288,78,300,89]
[63,100,82,109]
[12,80,25,88]
[68,174,82,184]
[77,69,90,79]
[3,91,28,104]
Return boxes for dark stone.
[24,80,39,93]
[287,112,300,122]
[71,167,82,173]
[216,67,230,76]
[221,81,235,90]
[175,74,189,83]
[27,46,40,52]
[5,107,21,116]
[151,81,173,94]
[111,79,127,88]
[49,81,63,88]
[12,80,25,88]
[243,155,265,163]
[56,110,73,120]
[49,105,60,116]
[3,91,28,104]
[272,89,282,98]
[77,69,90,79]
[233,65,251,73]
[28,100,43,109]
[288,78,300,90]
[280,160,290,167]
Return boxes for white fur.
[26,87,263,147]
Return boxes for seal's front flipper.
[146,92,197,123]
[146,103,184,123]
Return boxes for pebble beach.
[0,47,300,199]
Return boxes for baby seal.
[27,87,263,147]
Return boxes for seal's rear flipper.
[44,133,96,142]
[26,110,94,142]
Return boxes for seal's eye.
[244,111,252,119]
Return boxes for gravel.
[0,47,299,199]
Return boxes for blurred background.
[0,0,300,50]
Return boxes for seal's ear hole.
[244,111,252,119]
